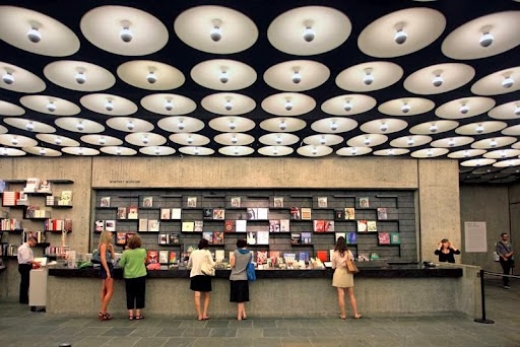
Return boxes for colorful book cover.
[224,220,235,233]
[213,208,225,220]
[187,196,197,208]
[390,232,401,245]
[169,251,177,263]
[357,220,368,232]
[335,209,344,220]
[95,220,104,232]
[291,233,301,245]
[345,208,356,220]
[203,208,213,219]
[256,251,268,265]
[317,197,328,208]
[230,197,241,207]
[347,232,357,245]
[116,232,126,245]
[359,197,370,208]
[128,206,138,219]
[269,220,281,232]
[100,197,111,207]
[147,250,159,264]
[269,251,280,266]
[378,232,391,245]
[280,219,290,232]
[105,220,116,232]
[182,221,195,232]
[142,196,153,207]
[301,232,312,244]
[367,221,377,232]
[273,197,284,208]
[169,233,180,244]
[316,250,328,262]
[301,207,312,220]
[159,250,169,264]
[377,208,388,220]
[324,220,335,232]
[158,233,169,245]
[290,207,301,220]
[212,231,224,244]
[299,251,310,262]
[117,207,127,219]
[202,231,213,244]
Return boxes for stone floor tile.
[209,327,238,337]
[251,338,282,347]
[182,328,212,337]
[252,320,278,328]
[101,327,136,336]
[162,337,197,347]
[101,336,142,347]
[129,327,163,337]
[132,337,170,347]
[236,328,264,338]
[280,337,313,347]
[263,328,290,337]
[276,320,303,328]
[155,328,186,337]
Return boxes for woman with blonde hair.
[98,231,115,321]
[331,236,361,319]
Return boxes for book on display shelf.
[183,243,198,254]
[105,220,116,232]
[301,208,312,220]
[290,233,301,245]
[169,251,177,263]
[138,219,148,232]
[38,180,52,193]
[317,197,328,208]
[158,233,169,245]
[359,197,370,208]
[269,220,280,232]
[290,207,301,220]
[213,209,225,220]
[378,232,391,245]
[147,250,159,264]
[247,231,257,245]
[377,208,388,220]
[182,221,195,232]
[367,221,377,232]
[215,249,225,262]
[224,220,234,233]
[24,178,40,192]
[95,220,104,232]
[256,251,268,265]
[142,196,153,208]
[159,250,169,264]
[347,232,357,244]
[128,206,138,219]
[202,231,213,244]
[116,232,126,245]
[390,232,401,245]
[280,219,290,232]
[194,220,203,232]
[299,251,310,262]
[357,220,368,232]
[269,251,280,266]
[117,207,127,219]
[273,197,284,208]
[160,208,170,220]
[247,208,257,220]
[283,252,296,264]
[187,197,197,208]
[335,232,346,241]
[171,208,181,220]
[345,208,356,220]
[256,230,269,245]
[230,197,241,208]
[126,232,135,244]
[169,233,180,244]
[334,209,344,220]
[301,232,312,244]
[316,250,328,263]
[100,197,111,207]
[213,231,224,244]
[203,208,213,219]
[59,191,72,205]
[236,220,247,232]
[257,208,268,220]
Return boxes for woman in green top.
[119,235,147,320]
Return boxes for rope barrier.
[483,271,520,280]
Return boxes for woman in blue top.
[229,239,251,321]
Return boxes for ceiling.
[0,0,520,184]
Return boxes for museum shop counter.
[47,264,480,318]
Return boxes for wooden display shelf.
[0,229,23,233]
[46,205,73,209]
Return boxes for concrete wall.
[507,183,520,262]
[459,185,509,272]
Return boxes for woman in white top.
[331,236,361,319]
[187,238,215,321]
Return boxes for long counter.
[46,264,480,318]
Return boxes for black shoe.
[503,285,511,289]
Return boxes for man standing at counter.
[17,236,40,304]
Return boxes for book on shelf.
[194,220,203,232]
[37,180,52,193]
[203,208,213,219]
[23,178,40,192]
[257,208,268,220]
[100,197,111,207]
[95,220,104,232]
[117,207,127,219]
[23,231,46,244]
[357,220,368,232]
[0,180,5,193]
[230,197,241,208]
[329,249,335,263]
[169,232,180,244]
[158,233,169,245]
[247,208,257,220]
[290,207,301,220]
[171,208,181,220]
[148,219,160,232]
[256,251,268,265]
[299,251,310,262]
[224,220,234,233]
[367,221,377,232]
[17,192,28,206]
[345,208,356,220]
[183,243,198,254]
[187,196,197,208]
[378,232,391,245]
[160,208,170,220]
[359,197,370,208]
[116,232,126,245]
[247,231,257,245]
[335,232,346,241]
[280,219,290,232]
[203,231,213,244]
[290,233,301,245]
[147,250,159,264]
[213,231,224,244]
[182,221,195,232]
[2,191,17,206]
[269,220,280,232]
[169,251,177,263]
[283,252,297,264]
[269,251,280,266]
[313,220,334,232]
[390,232,401,245]
[142,196,153,208]
[128,206,138,219]
[138,219,148,232]
[105,220,116,232]
[215,249,225,262]
[377,208,388,220]
[301,207,312,220]
[256,230,269,245]
[58,191,72,205]
[273,197,284,208]
[159,250,169,264]
[301,232,312,244]
[317,197,328,208]
[236,220,247,232]
[347,232,357,244]
[334,209,344,220]
[316,250,328,262]
[213,208,225,220]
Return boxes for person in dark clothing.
[496,233,514,289]
[434,238,460,263]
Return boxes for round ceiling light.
[191,59,256,91]
[117,60,185,91]
[44,60,115,92]
[404,63,475,95]
[336,61,403,92]
[264,60,330,92]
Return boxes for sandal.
[135,315,144,320]
[354,314,362,319]
[128,316,134,321]
[98,312,112,321]
[339,315,347,320]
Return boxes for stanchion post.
[474,269,494,324]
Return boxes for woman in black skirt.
[229,239,251,321]
[188,238,214,320]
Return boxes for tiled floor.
[0,278,519,347]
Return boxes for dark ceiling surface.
[0,0,519,184]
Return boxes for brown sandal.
[98,312,112,321]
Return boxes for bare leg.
[337,287,346,319]
[237,302,245,320]
[101,278,114,315]
[99,281,107,313]
[346,287,361,318]
[202,292,210,319]
[128,309,134,319]
[136,309,141,317]
[194,291,202,320]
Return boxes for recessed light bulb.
[142,136,149,145]
[388,149,395,156]
[427,149,433,157]
[78,148,84,156]
[394,29,407,45]
[351,148,357,155]
[490,139,497,148]
[177,121,185,130]
[187,136,194,145]
[54,137,62,145]
[363,70,374,85]
[275,136,282,145]
[476,124,484,134]
[27,27,41,43]
[76,122,84,131]
[344,100,352,112]
[47,101,56,112]
[75,71,86,84]
[500,151,506,158]
[311,147,318,155]
[479,32,493,48]
[448,139,456,147]
[279,121,287,131]
[116,148,122,155]
[464,150,470,158]
[303,26,315,42]
[231,136,237,144]
[515,105,520,116]
[320,137,326,145]
[98,137,106,145]
[2,72,14,85]
[219,70,229,84]
[26,122,34,131]
[292,71,301,84]
[11,137,18,145]
[502,76,514,88]
[407,138,414,146]
[39,148,46,155]
[224,100,233,111]
[194,148,200,155]
[228,120,236,130]
[429,124,438,133]
[165,100,173,111]
[126,121,135,131]
[1,148,7,156]
[363,137,371,146]
[273,148,279,155]
[120,27,133,43]
[460,103,469,114]
[330,122,338,131]
[285,99,293,111]
[210,24,222,42]
[105,100,113,111]
[154,147,160,155]
[146,72,157,84]
[380,123,389,132]
[401,102,410,114]
[233,148,239,155]
[432,74,444,87]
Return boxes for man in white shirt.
[17,236,40,304]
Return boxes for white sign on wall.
[464,221,487,252]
